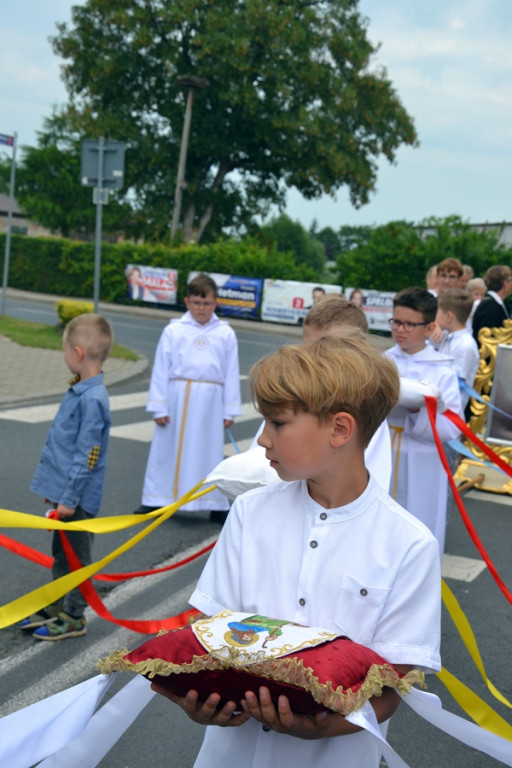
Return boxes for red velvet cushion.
[99,617,423,715]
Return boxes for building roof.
[0,193,23,216]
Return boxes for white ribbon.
[402,687,512,766]
[38,674,155,767]
[346,688,512,768]
[0,673,115,768]
[3,674,512,767]
[346,700,411,768]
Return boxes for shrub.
[55,299,94,325]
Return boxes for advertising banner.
[261,280,341,325]
[125,264,178,305]
[345,288,394,333]
[189,272,263,319]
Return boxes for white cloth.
[385,345,463,558]
[249,420,392,493]
[142,312,241,511]
[438,329,479,408]
[466,298,481,331]
[190,476,441,768]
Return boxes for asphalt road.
[0,295,511,767]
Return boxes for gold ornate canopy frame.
[454,319,512,495]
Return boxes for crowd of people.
[16,261,511,767]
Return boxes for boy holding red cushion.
[153,334,441,767]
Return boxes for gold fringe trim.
[97,647,425,716]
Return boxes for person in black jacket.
[472,265,512,345]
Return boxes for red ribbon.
[0,532,215,582]
[444,408,512,479]
[58,530,200,633]
[425,396,512,605]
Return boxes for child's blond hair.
[250,333,399,448]
[63,314,113,363]
[304,295,368,333]
[437,289,473,325]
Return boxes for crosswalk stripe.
[441,553,487,582]
[110,402,261,443]
[0,386,253,424]
[0,392,148,424]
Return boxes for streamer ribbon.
[0,481,214,629]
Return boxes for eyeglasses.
[437,272,459,281]
[188,299,216,308]
[388,319,429,332]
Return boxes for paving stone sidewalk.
[0,334,147,406]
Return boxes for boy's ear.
[75,345,85,362]
[425,321,437,335]
[330,412,356,447]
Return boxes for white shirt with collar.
[190,476,440,768]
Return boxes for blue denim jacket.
[30,373,111,516]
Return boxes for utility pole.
[170,75,208,241]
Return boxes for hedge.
[0,234,317,306]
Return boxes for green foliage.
[9,122,134,238]
[0,316,64,350]
[55,299,94,325]
[259,215,326,276]
[50,0,417,243]
[416,216,510,278]
[336,216,512,292]
[0,233,316,306]
[310,223,373,262]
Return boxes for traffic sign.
[80,139,125,189]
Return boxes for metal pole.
[170,88,194,241]
[1,133,17,315]
[93,136,104,314]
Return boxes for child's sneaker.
[20,605,62,630]
[33,612,86,641]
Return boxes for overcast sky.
[1,1,510,231]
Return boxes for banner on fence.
[261,280,341,325]
[189,272,263,319]
[345,288,394,333]
[125,264,178,305]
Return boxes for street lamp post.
[170,75,209,241]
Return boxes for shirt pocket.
[333,574,391,644]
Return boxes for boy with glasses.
[435,258,463,294]
[136,273,241,519]
[385,287,462,558]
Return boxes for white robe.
[385,344,462,557]
[142,312,241,511]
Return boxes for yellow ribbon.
[0,480,215,629]
[0,509,159,533]
[388,425,404,500]
[437,666,512,741]
[440,579,512,709]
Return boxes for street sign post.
[80,138,125,312]
[1,132,17,316]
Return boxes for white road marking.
[0,385,252,423]
[110,402,260,444]
[441,553,487,582]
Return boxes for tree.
[1,119,133,238]
[336,216,512,292]
[416,215,510,278]
[310,224,341,261]
[260,214,325,275]
[51,0,418,243]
